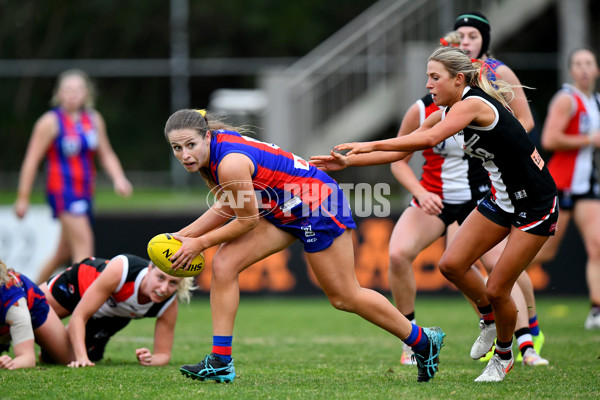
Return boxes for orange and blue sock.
[212,335,232,362]
[404,323,429,352]
[529,315,540,336]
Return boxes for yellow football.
[147,233,205,278]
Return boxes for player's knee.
[438,256,459,281]
[326,292,355,312]
[584,237,600,261]
[484,282,508,305]
[210,257,238,283]
[388,252,412,276]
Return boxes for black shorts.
[557,184,600,210]
[411,197,479,227]
[477,193,558,237]
[47,272,82,313]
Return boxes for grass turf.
[1,295,599,399]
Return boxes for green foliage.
[0,0,376,174]
[1,296,599,399]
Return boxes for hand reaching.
[309,150,349,171]
[333,141,375,156]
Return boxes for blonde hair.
[428,46,515,108]
[0,259,16,286]
[176,277,197,304]
[50,69,96,108]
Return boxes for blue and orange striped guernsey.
[45,108,98,208]
[208,130,347,225]
[0,271,49,332]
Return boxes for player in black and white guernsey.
[39,254,195,367]
[453,85,556,216]
[312,46,558,382]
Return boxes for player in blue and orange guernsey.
[0,259,73,369]
[15,69,133,284]
[162,109,446,383]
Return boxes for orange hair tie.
[471,59,499,81]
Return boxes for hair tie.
[440,38,460,48]
[196,109,207,118]
[477,61,499,81]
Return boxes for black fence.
[95,212,588,296]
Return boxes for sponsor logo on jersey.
[514,190,527,200]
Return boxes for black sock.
[494,339,513,360]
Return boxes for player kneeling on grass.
[0,259,74,369]
[39,254,195,367]
[162,109,445,384]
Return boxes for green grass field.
[1,296,599,399]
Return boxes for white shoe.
[400,343,416,365]
[471,320,497,359]
[474,353,514,382]
[522,347,549,366]
[584,310,600,330]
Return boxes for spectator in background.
[0,259,73,369]
[14,69,133,284]
[537,48,600,329]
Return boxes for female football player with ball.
[163,109,446,383]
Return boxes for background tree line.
[0,0,375,174]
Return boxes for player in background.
[39,254,195,367]
[14,69,133,284]
[311,46,558,382]
[536,48,600,329]
[390,31,547,367]
[0,259,73,369]
[163,109,445,384]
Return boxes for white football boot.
[470,320,497,359]
[474,353,514,382]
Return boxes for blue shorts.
[477,192,559,237]
[271,188,356,253]
[46,192,93,222]
[28,286,50,330]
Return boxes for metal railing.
[262,0,541,154]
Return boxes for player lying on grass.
[39,254,194,367]
[0,259,73,369]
